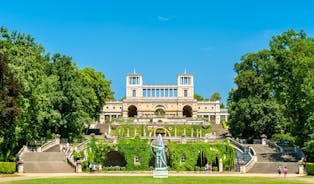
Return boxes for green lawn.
[3,176,311,184]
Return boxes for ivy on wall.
[167,141,235,171]
[117,137,151,170]
[83,137,235,171]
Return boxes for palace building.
[100,72,228,124]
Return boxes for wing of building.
[100,72,228,124]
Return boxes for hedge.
[0,162,16,174]
[306,162,314,175]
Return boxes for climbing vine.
[167,141,235,171]
[117,137,151,170]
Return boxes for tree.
[0,53,21,161]
[80,67,113,120]
[210,92,221,101]
[50,54,91,140]
[228,30,314,159]
[228,51,284,141]
[194,93,204,101]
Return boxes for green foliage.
[228,29,314,153]
[0,27,113,160]
[272,133,295,145]
[86,137,116,165]
[221,120,228,129]
[110,125,212,137]
[0,162,16,174]
[303,134,314,162]
[210,92,221,101]
[194,93,204,101]
[117,137,151,170]
[167,141,235,171]
[0,53,21,161]
[80,67,113,119]
[306,163,314,175]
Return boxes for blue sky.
[1,0,314,104]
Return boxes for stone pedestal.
[153,168,168,178]
[298,162,305,174]
[240,165,246,173]
[76,160,82,173]
[240,160,246,173]
[55,134,61,144]
[218,158,223,172]
[17,161,24,173]
[261,134,267,145]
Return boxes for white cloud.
[157,16,171,21]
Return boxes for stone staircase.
[212,124,228,138]
[247,144,299,173]
[22,145,75,173]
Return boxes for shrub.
[0,162,16,174]
[306,162,314,175]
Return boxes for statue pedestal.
[153,167,168,178]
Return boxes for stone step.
[23,161,75,173]
[248,162,299,174]
[22,152,65,162]
[44,144,61,152]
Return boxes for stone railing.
[266,140,284,153]
[227,138,256,173]
[40,137,60,152]
[245,146,257,171]
[16,145,28,161]
[65,140,89,168]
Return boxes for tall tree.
[0,53,21,161]
[228,30,314,160]
[80,67,113,120]
[228,51,283,141]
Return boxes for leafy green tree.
[228,51,283,141]
[210,92,221,101]
[269,30,314,147]
[228,30,314,159]
[0,53,21,161]
[80,67,113,120]
[194,93,204,101]
[50,54,91,140]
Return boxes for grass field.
[2,176,312,184]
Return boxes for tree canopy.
[0,27,113,161]
[228,29,314,161]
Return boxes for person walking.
[277,166,282,176]
[283,166,288,178]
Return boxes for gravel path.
[0,172,313,183]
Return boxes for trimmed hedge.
[306,162,314,175]
[0,162,16,174]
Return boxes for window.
[210,115,215,121]
[143,89,147,97]
[152,89,155,97]
[181,77,191,85]
[129,77,139,85]
[169,89,173,97]
[184,90,188,97]
[165,89,169,97]
[173,89,177,97]
[147,89,151,97]
[132,90,136,97]
[156,89,160,97]
[160,89,164,97]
